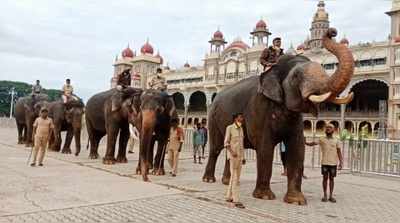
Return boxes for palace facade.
[111,1,400,139]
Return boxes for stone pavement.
[1,127,400,223]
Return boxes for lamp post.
[9,87,16,118]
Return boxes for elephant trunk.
[323,28,355,101]
[139,110,157,181]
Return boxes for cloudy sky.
[0,0,391,100]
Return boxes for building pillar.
[184,103,189,128]
[340,104,346,132]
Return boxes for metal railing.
[182,129,400,177]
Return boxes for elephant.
[202,28,354,205]
[85,88,142,164]
[135,90,177,182]
[14,94,49,146]
[47,100,85,156]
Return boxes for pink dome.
[213,30,224,39]
[140,41,154,55]
[226,38,249,50]
[122,46,134,58]
[340,37,349,45]
[184,62,190,68]
[256,19,267,29]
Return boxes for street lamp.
[8,87,16,118]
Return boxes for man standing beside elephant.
[306,124,343,203]
[224,113,245,209]
[260,37,284,72]
[167,118,184,177]
[31,108,54,167]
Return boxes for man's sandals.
[322,197,337,203]
[226,199,245,209]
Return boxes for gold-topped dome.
[313,1,329,21]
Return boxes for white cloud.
[0,0,391,100]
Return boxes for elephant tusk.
[308,92,332,103]
[330,92,354,105]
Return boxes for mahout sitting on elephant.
[85,87,142,164]
[47,99,85,156]
[15,94,49,146]
[135,89,177,181]
[202,28,354,205]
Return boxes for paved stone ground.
[1,127,400,223]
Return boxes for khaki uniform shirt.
[319,137,340,166]
[32,84,42,94]
[167,127,184,151]
[33,117,54,137]
[62,84,74,96]
[149,75,167,91]
[224,123,245,160]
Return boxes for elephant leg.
[252,138,276,200]
[148,136,156,170]
[48,130,55,149]
[283,129,307,205]
[17,124,24,144]
[74,129,81,156]
[116,124,129,163]
[203,127,224,183]
[62,128,73,154]
[103,124,119,165]
[25,120,33,147]
[87,121,100,159]
[153,140,167,176]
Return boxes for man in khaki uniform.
[306,124,343,203]
[167,118,184,176]
[128,124,139,154]
[224,113,245,209]
[149,68,167,91]
[31,108,54,167]
[62,79,75,103]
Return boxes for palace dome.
[213,30,224,39]
[121,45,134,58]
[256,19,267,29]
[140,41,154,55]
[226,38,249,50]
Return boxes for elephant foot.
[61,148,72,154]
[253,187,276,200]
[116,156,128,163]
[102,157,116,165]
[17,140,23,144]
[142,174,150,182]
[89,153,99,159]
[202,175,216,183]
[221,175,230,185]
[74,152,80,156]
[284,192,307,205]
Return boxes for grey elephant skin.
[135,90,177,182]
[85,88,142,164]
[202,28,355,205]
[14,94,49,147]
[47,100,85,156]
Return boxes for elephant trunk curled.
[322,28,355,101]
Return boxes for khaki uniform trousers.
[226,157,243,202]
[168,148,180,175]
[33,135,48,164]
[128,136,135,152]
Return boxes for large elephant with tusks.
[135,90,177,182]
[202,28,354,205]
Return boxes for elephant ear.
[165,96,177,118]
[258,69,283,104]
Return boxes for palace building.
[111,1,400,139]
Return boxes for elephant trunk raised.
[304,28,355,105]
